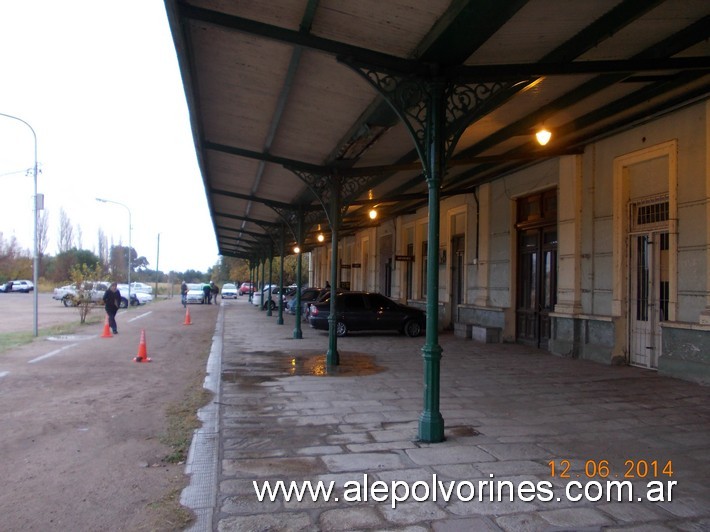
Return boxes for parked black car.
[308,291,425,337]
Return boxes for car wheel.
[336,321,348,337]
[62,297,76,307]
[119,298,128,309]
[404,320,422,337]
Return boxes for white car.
[185,283,205,304]
[53,284,77,300]
[0,279,34,293]
[130,282,153,294]
[221,283,238,299]
[132,292,153,305]
[117,284,153,305]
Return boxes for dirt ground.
[0,296,219,531]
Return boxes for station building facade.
[308,98,710,385]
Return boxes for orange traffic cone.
[101,315,113,338]
[183,307,192,326]
[133,329,152,363]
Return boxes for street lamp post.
[154,233,160,297]
[1,112,39,337]
[95,198,132,302]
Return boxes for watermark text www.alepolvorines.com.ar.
[253,473,677,509]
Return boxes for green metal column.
[252,260,256,304]
[293,210,304,339]
[419,80,446,443]
[326,177,340,367]
[254,257,260,306]
[260,256,266,311]
[249,261,253,303]
[252,260,257,303]
[277,225,285,325]
[293,249,303,338]
[267,246,274,316]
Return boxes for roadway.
[0,296,220,530]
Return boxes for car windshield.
[223,284,236,289]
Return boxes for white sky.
[0,1,220,273]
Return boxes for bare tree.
[58,208,74,253]
[0,232,31,280]
[97,228,109,267]
[37,209,50,257]
[76,225,83,250]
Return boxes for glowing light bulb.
[536,128,552,146]
[369,208,377,220]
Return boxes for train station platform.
[183,297,710,531]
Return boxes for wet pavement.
[183,297,710,531]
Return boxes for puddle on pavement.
[221,350,385,384]
[447,425,480,437]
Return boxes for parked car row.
[308,291,425,338]
[52,281,152,308]
[185,283,208,304]
[0,279,34,293]
[254,285,298,310]
[239,283,426,339]
[285,287,329,320]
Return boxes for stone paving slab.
[197,299,710,531]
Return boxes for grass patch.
[160,373,213,464]
[0,331,35,352]
[144,487,195,531]
[145,371,212,531]
[0,321,96,355]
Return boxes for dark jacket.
[103,287,121,312]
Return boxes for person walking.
[210,281,219,304]
[181,281,188,308]
[102,282,122,334]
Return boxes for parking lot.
[0,292,91,334]
[0,291,167,336]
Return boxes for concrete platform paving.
[184,298,710,531]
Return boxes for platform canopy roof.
[165,0,710,258]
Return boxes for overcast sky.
[0,1,220,274]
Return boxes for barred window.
[630,195,669,232]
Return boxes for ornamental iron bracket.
[287,167,386,228]
[269,203,324,246]
[339,56,529,179]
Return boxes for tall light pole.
[154,232,160,297]
[95,198,132,302]
[1,112,39,337]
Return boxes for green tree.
[109,245,137,282]
[181,269,206,283]
[47,248,102,283]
